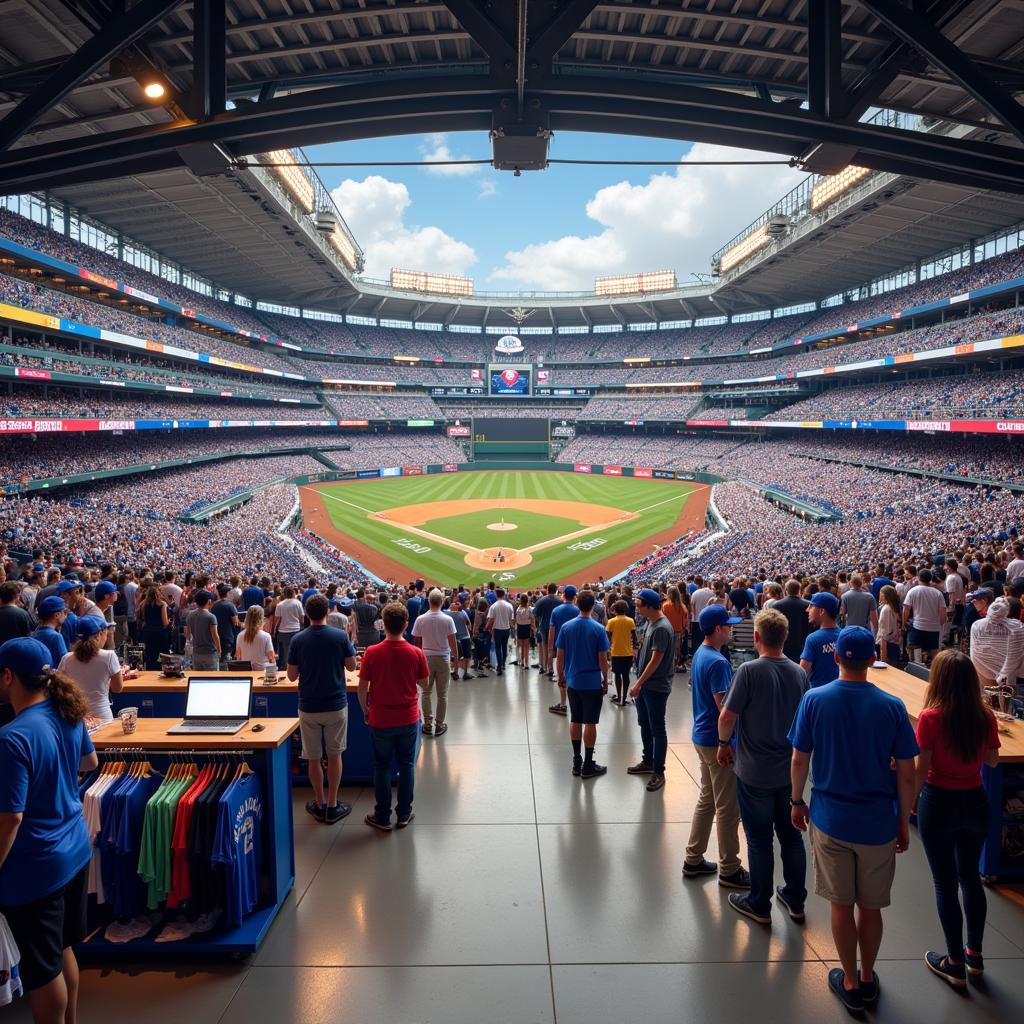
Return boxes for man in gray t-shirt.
[185,591,221,671]
[717,607,809,922]
[839,576,878,632]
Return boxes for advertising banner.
[79,268,118,290]
[442,463,459,472]
[537,369,550,382]
[906,420,952,432]
[653,469,676,480]
[574,463,592,473]
[404,466,424,475]
[633,467,653,478]
[949,419,1024,434]
[446,425,471,437]
[380,466,402,477]
[686,419,728,428]
[356,469,380,478]
[14,367,51,381]
[337,420,369,427]
[406,419,435,427]
[124,285,161,305]
[470,368,483,382]
[96,420,134,431]
[602,465,623,476]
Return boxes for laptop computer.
[167,676,253,735]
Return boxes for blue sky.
[307,131,809,290]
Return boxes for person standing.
[628,589,676,792]
[445,598,474,680]
[682,604,750,889]
[287,594,357,824]
[661,586,689,672]
[548,587,580,716]
[485,588,515,673]
[184,590,220,671]
[532,583,561,676]
[717,609,809,924]
[555,590,610,779]
[273,586,304,669]
[359,603,428,831]
[913,650,1000,987]
[800,592,842,689]
[211,584,241,670]
[0,637,98,1024]
[968,595,1024,688]
[606,599,636,706]
[789,626,919,1014]
[513,593,534,667]
[0,583,31,646]
[412,589,458,737]
[352,588,380,650]
[57,616,122,724]
[903,568,948,665]
[234,605,276,671]
[840,575,878,632]
[774,580,811,664]
[31,596,68,667]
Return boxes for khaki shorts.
[299,707,348,759]
[810,823,896,909]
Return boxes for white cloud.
[331,175,476,279]
[488,143,809,290]
[420,132,483,177]
[477,178,498,199]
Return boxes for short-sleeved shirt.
[788,680,919,845]
[728,589,753,615]
[486,599,515,631]
[904,584,946,631]
[549,602,579,646]
[412,609,457,657]
[840,590,877,628]
[637,614,676,694]
[532,595,560,635]
[187,608,219,655]
[445,608,471,639]
[870,577,894,601]
[0,700,93,905]
[275,598,304,634]
[31,625,68,666]
[0,604,32,646]
[58,649,121,723]
[287,625,356,713]
[801,626,841,688]
[556,615,609,690]
[210,599,239,650]
[241,586,264,610]
[773,596,810,662]
[724,656,809,789]
[690,643,733,746]
[915,707,1000,790]
[606,615,636,657]
[359,639,429,728]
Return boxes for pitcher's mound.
[464,547,533,570]
[487,522,517,531]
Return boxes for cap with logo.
[36,595,67,618]
[809,591,840,618]
[698,604,742,632]
[76,615,109,638]
[94,581,118,600]
[836,626,875,661]
[563,585,578,599]
[0,637,54,676]
[55,580,83,594]
[637,588,663,609]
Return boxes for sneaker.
[775,886,805,922]
[305,799,325,823]
[432,722,448,736]
[718,868,751,889]
[859,970,879,1007]
[324,801,352,824]
[422,722,434,736]
[682,859,718,878]
[646,772,665,792]
[463,672,475,680]
[627,761,654,775]
[581,762,607,779]
[364,813,392,832]
[496,668,504,674]
[728,893,770,924]
[925,952,966,989]
[963,947,984,976]
[395,813,415,829]
[548,703,567,715]
[531,663,542,668]
[828,968,864,1015]
[572,758,583,777]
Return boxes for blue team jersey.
[690,644,733,747]
[31,625,68,665]
[789,680,919,845]
[549,603,580,646]
[556,616,610,690]
[801,627,841,688]
[213,773,263,928]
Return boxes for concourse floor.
[13,664,1024,1023]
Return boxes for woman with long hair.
[915,650,1000,988]
[876,585,903,666]
[514,593,533,667]
[661,586,689,672]
[56,615,122,723]
[138,584,170,670]
[0,637,97,1024]
[234,604,276,671]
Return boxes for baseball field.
[299,470,709,586]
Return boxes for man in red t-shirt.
[358,601,429,831]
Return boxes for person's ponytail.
[46,669,90,723]
[73,632,102,663]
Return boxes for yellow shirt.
[606,615,636,657]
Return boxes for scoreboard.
[489,364,532,396]
[472,417,550,457]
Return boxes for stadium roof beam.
[807,0,846,122]
[0,0,186,152]
[191,0,227,121]
[855,0,1024,146]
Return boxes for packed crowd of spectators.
[435,401,585,419]
[577,395,702,420]
[319,391,444,419]
[559,431,743,469]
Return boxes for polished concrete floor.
[12,664,1024,1022]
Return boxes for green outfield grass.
[308,470,699,586]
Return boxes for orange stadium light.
[594,270,676,296]
[810,165,872,211]
[264,149,315,213]
[390,268,474,297]
[719,224,771,273]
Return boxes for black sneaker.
[324,801,352,824]
[925,952,966,989]
[682,859,718,879]
[432,722,448,736]
[548,703,567,715]
[718,868,751,889]
[305,799,326,823]
[859,970,879,1007]
[728,893,770,924]
[775,886,805,922]
[395,813,415,829]
[463,672,475,680]
[572,758,583,777]
[581,762,607,779]
[364,813,392,832]
[646,772,665,792]
[627,761,654,775]
[828,968,864,1015]
[963,947,984,976]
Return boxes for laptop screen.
[185,677,252,719]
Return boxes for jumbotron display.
[489,364,532,396]
[472,416,549,456]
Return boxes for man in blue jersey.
[800,592,841,688]
[547,586,579,716]
[532,583,561,676]
[789,626,918,1014]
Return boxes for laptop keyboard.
[183,718,243,728]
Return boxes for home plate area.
[371,498,637,571]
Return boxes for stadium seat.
[904,661,931,682]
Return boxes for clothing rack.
[98,748,256,757]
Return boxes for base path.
[376,499,635,529]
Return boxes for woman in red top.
[914,650,1000,989]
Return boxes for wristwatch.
[717,739,731,747]
[789,798,806,807]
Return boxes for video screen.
[489,366,531,396]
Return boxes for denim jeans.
[493,628,511,670]
[735,778,807,916]
[371,723,420,824]
[917,783,990,959]
[634,688,669,772]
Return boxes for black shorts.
[516,623,533,640]
[908,627,940,652]
[0,865,88,991]
[567,688,604,724]
[457,636,472,660]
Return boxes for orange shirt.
[662,601,687,633]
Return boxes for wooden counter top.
[123,669,358,694]
[90,717,299,750]
[868,665,1024,763]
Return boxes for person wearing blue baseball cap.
[54,580,85,650]
[682,603,749,890]
[31,596,68,667]
[547,586,580,716]
[56,616,122,725]
[0,637,97,1022]
[800,591,842,689]
[789,625,919,1014]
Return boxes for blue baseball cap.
[563,585,577,599]
[836,626,875,662]
[809,591,840,617]
[699,604,742,631]
[76,615,109,638]
[0,637,54,677]
[637,588,663,608]
[31,563,46,572]
[95,581,117,600]
[55,579,83,594]
[36,595,67,618]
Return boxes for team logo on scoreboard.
[499,368,521,388]
[495,335,524,353]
